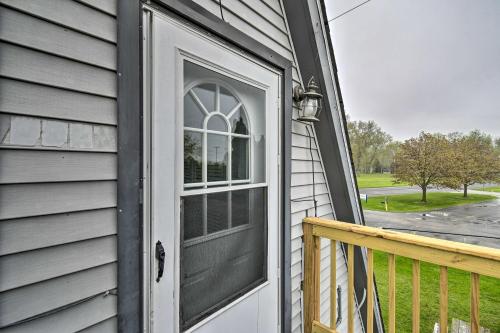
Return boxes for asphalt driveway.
[361,185,441,196]
[362,189,500,249]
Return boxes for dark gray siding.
[0,0,118,331]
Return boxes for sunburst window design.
[184,82,251,188]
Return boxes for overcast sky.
[324,0,500,141]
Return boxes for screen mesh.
[180,187,267,330]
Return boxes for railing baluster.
[412,260,420,333]
[388,254,396,333]
[471,273,480,333]
[348,244,354,333]
[330,240,337,329]
[440,266,448,333]
[303,223,321,333]
[367,248,374,333]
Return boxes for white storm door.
[147,10,281,333]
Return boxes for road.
[361,186,445,196]
[361,188,500,249]
[360,184,499,197]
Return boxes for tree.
[393,132,451,202]
[444,131,500,197]
[347,119,392,173]
[495,137,500,155]
[374,141,400,173]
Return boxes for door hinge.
[300,280,304,291]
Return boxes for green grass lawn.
[374,251,500,333]
[356,173,407,189]
[361,192,496,212]
[480,186,500,193]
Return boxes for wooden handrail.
[302,217,500,333]
[304,217,500,278]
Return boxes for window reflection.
[232,137,249,180]
[184,93,205,128]
[192,83,216,112]
[207,115,227,132]
[207,134,228,182]
[230,109,248,135]
[220,86,239,115]
[184,132,203,184]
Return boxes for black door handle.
[156,240,165,282]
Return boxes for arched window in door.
[183,82,251,187]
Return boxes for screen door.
[145,10,282,333]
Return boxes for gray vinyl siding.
[191,1,364,332]
[0,0,117,331]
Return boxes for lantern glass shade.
[300,96,321,122]
[295,77,323,123]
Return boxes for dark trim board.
[117,1,293,332]
[283,0,383,332]
[117,1,143,332]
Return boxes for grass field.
[480,186,500,193]
[356,173,407,189]
[361,192,496,212]
[374,251,500,333]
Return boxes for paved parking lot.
[361,189,500,249]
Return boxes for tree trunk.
[421,186,427,202]
[463,183,468,197]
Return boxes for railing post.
[348,244,355,333]
[440,266,448,333]
[303,223,321,333]
[388,254,396,333]
[412,260,420,333]
[330,240,337,329]
[470,273,480,333]
[367,248,374,333]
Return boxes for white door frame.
[142,7,284,333]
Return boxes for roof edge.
[282,0,384,331]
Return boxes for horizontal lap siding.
[0,78,116,125]
[78,317,118,333]
[0,42,116,97]
[189,0,363,332]
[2,292,117,333]
[0,1,117,331]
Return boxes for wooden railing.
[302,217,500,333]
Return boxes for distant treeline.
[347,118,500,201]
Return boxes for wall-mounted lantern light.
[293,76,323,122]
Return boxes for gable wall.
[190,1,363,332]
[0,0,363,332]
[0,0,118,331]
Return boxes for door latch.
[156,240,165,282]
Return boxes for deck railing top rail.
[302,217,500,333]
[303,217,500,279]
